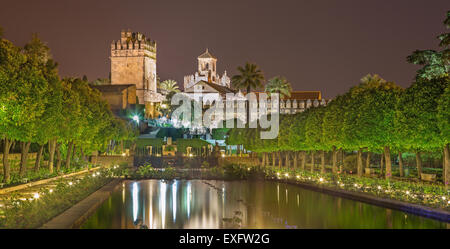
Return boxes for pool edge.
[40,178,123,229]
[276,178,450,223]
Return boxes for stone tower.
[197,49,217,82]
[110,30,163,118]
[183,49,230,89]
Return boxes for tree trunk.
[444,144,449,187]
[339,148,344,173]
[80,147,85,162]
[72,143,76,161]
[380,151,384,176]
[398,151,404,177]
[285,152,290,168]
[278,151,282,168]
[293,151,298,169]
[357,148,363,177]
[55,142,62,172]
[34,144,44,172]
[332,146,337,173]
[261,152,266,167]
[265,153,269,168]
[310,151,315,173]
[66,140,74,168]
[320,150,325,174]
[366,152,371,170]
[415,150,422,179]
[19,141,31,178]
[2,138,13,183]
[301,151,306,170]
[272,152,276,166]
[48,139,56,174]
[384,146,392,179]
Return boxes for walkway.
[0,167,101,207]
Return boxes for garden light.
[133,115,139,123]
[285,173,289,177]
[68,182,73,186]
[33,193,40,199]
[319,178,324,182]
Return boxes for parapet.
[111,29,156,55]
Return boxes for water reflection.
[132,182,138,223]
[82,180,449,229]
[172,181,176,222]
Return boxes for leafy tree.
[304,107,326,173]
[407,11,449,81]
[60,78,83,169]
[437,84,450,185]
[397,12,449,181]
[23,34,62,173]
[356,74,403,179]
[0,37,48,182]
[322,95,346,173]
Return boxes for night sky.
[1,0,448,98]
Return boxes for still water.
[82,180,448,229]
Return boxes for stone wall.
[218,156,260,167]
[90,155,133,167]
[0,153,37,160]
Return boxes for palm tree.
[159,79,180,95]
[265,76,292,99]
[231,63,264,94]
[232,63,264,124]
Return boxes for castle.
[101,30,327,125]
[110,30,163,118]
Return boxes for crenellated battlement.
[111,29,156,58]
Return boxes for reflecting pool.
[82,180,448,229]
